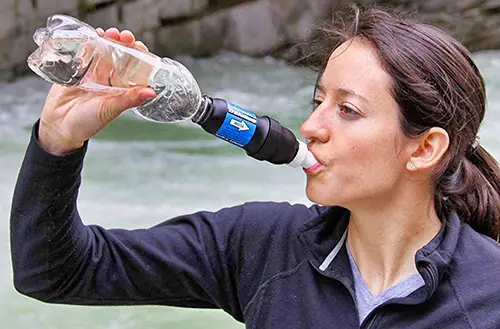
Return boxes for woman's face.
[301,38,415,208]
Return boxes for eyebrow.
[316,81,370,103]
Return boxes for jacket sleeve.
[10,121,282,321]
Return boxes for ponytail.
[436,146,500,241]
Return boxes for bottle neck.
[191,95,213,125]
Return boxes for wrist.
[38,121,84,156]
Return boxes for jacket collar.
[297,206,462,304]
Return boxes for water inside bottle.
[135,58,203,123]
[28,35,95,86]
[28,34,202,123]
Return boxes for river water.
[1,51,499,328]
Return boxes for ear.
[406,127,449,171]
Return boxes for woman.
[10,6,500,328]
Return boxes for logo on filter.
[229,119,250,131]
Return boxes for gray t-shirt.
[346,245,425,324]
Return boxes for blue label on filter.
[215,102,257,147]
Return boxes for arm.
[11,122,243,317]
[11,28,241,318]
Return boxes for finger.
[96,27,104,36]
[134,41,149,52]
[104,27,120,40]
[101,87,156,119]
[119,30,135,45]
[138,88,156,103]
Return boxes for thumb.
[100,87,156,120]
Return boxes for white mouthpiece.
[288,140,318,169]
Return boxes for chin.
[306,181,334,206]
[305,178,354,208]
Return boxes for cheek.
[306,127,405,205]
[345,129,404,181]
[360,146,407,199]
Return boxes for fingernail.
[140,93,155,101]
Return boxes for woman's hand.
[38,28,156,156]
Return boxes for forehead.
[318,38,393,99]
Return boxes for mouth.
[304,146,326,175]
[303,162,325,175]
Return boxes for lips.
[304,162,324,175]
[304,146,326,175]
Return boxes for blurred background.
[0,0,499,328]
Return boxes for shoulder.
[216,201,327,264]
[208,201,326,249]
[176,201,327,255]
[159,201,324,230]
[156,201,326,247]
[448,223,500,326]
[217,201,325,232]
[454,223,500,265]
[212,202,328,307]
[451,223,500,286]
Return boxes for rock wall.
[1,0,499,80]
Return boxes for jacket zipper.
[423,265,438,292]
[359,265,436,329]
[361,312,380,329]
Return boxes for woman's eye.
[338,104,359,119]
[311,99,322,111]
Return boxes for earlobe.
[406,161,416,170]
[408,127,449,171]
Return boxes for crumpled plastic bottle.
[27,14,202,123]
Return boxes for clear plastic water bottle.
[27,14,202,123]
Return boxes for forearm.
[10,120,89,301]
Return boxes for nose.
[300,105,330,144]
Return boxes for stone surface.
[158,0,209,20]
[268,0,332,42]
[198,10,228,56]
[308,0,336,17]
[0,32,34,80]
[156,9,227,57]
[139,30,157,52]
[416,0,447,11]
[16,0,38,28]
[85,0,112,5]
[486,0,500,6]
[484,0,500,11]
[466,15,500,50]
[157,20,202,56]
[0,37,12,72]
[84,3,121,29]
[121,0,161,33]
[35,0,79,18]
[223,0,285,56]
[418,0,500,51]
[455,0,480,11]
[268,0,308,41]
[0,0,16,39]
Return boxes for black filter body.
[193,96,299,165]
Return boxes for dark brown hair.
[308,6,500,240]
